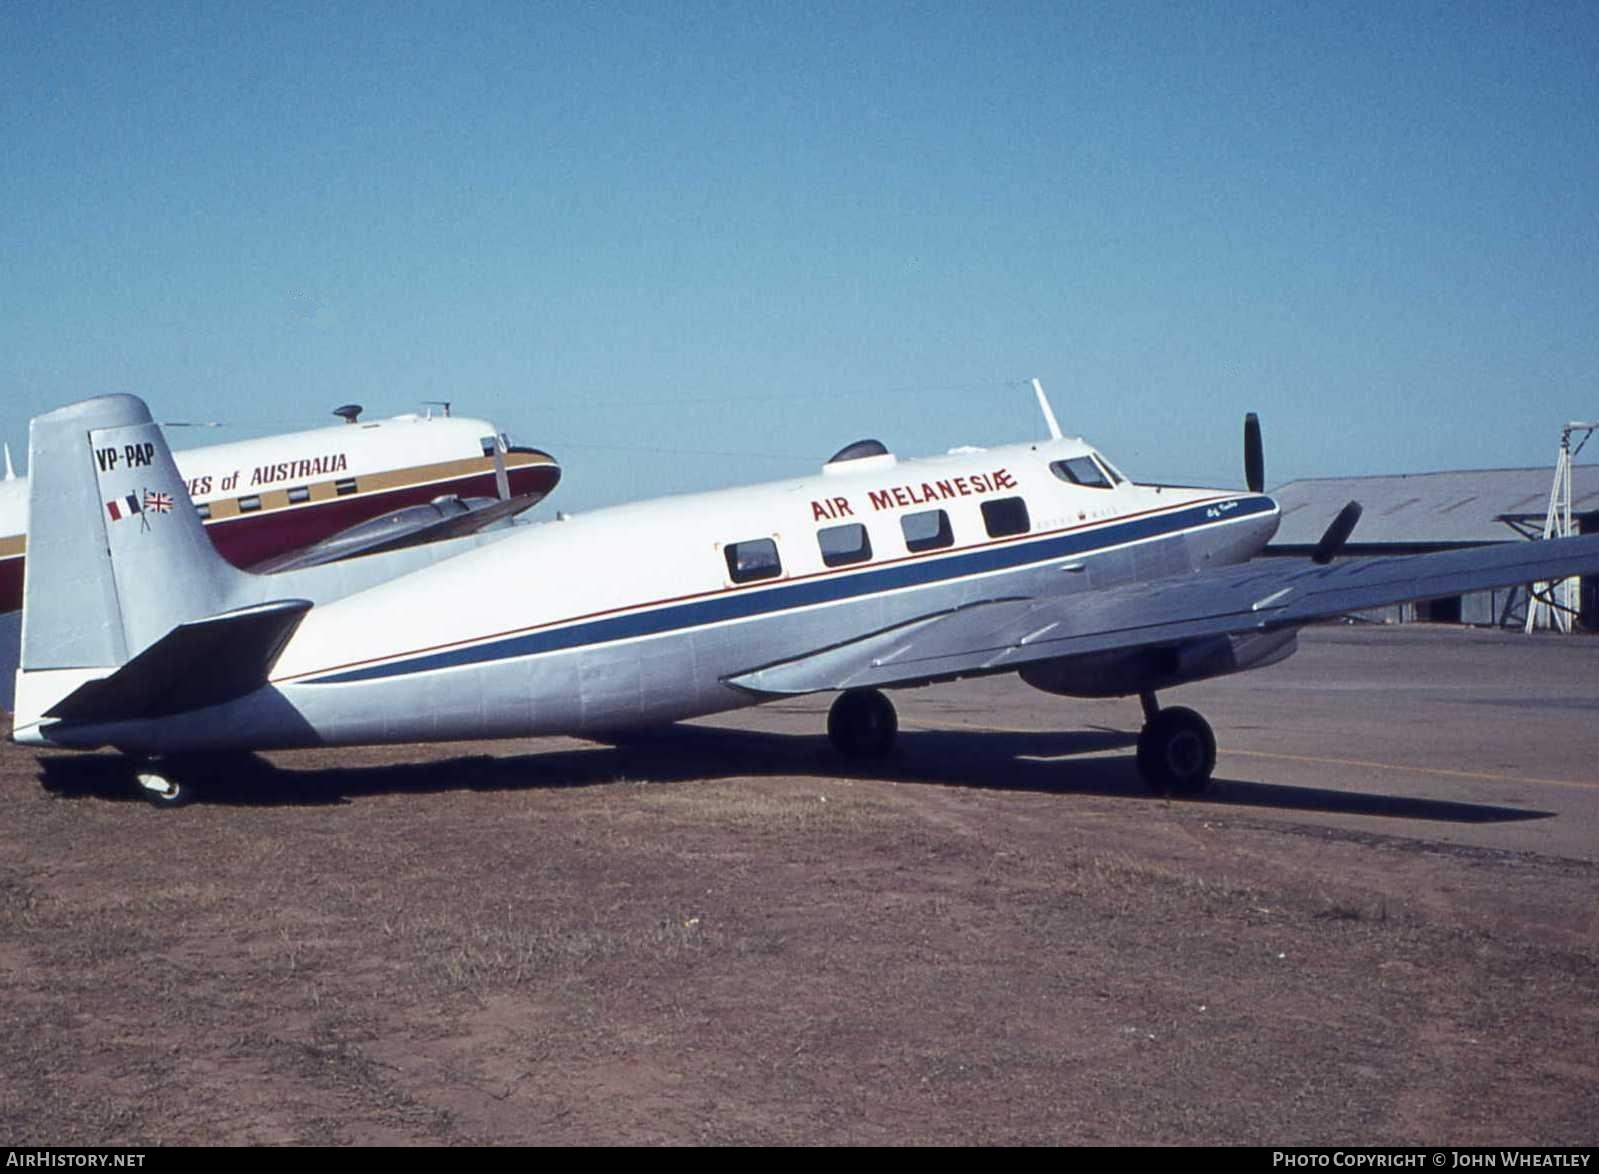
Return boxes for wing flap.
[727,535,1599,695]
[44,598,312,722]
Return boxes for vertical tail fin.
[20,394,245,674]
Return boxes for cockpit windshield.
[1094,453,1126,484]
[1050,455,1115,490]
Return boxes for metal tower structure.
[1524,420,1596,633]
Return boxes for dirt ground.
[2,636,1597,1145]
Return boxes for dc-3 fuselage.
[12,393,1599,803]
[0,407,560,610]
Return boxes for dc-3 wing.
[250,493,542,573]
[725,534,1599,696]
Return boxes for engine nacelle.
[1019,630,1299,698]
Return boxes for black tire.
[130,752,265,806]
[1135,706,1217,796]
[827,689,898,758]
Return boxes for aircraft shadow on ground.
[34,722,1550,825]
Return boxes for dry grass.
[1,742,1596,1144]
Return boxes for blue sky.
[4,2,1596,508]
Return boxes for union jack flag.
[143,490,174,514]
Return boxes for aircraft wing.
[250,493,540,573]
[726,534,1599,695]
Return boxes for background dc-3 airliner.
[11,388,1599,805]
[0,403,560,612]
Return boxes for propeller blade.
[1244,412,1265,494]
[492,438,510,500]
[1312,501,1363,565]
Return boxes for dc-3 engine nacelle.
[1018,629,1299,699]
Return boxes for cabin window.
[1095,456,1126,485]
[817,522,872,567]
[1050,457,1112,489]
[238,495,262,513]
[901,508,953,553]
[195,503,211,520]
[287,485,311,504]
[981,496,1030,538]
[725,537,782,584]
[480,436,499,457]
[335,477,358,496]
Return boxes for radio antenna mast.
[1031,378,1063,441]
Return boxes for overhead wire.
[151,378,1035,431]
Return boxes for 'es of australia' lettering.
[250,452,348,487]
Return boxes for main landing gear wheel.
[1136,705,1217,796]
[827,689,898,759]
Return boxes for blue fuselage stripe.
[303,495,1274,685]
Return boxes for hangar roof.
[1269,465,1599,547]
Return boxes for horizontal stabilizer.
[44,599,312,723]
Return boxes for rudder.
[20,394,245,673]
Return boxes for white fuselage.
[21,435,1280,753]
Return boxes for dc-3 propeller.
[1243,412,1361,564]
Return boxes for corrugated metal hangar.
[1267,464,1599,629]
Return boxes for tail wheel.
[827,689,898,758]
[1136,706,1216,796]
[133,766,190,807]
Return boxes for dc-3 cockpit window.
[1050,456,1115,489]
[901,508,954,553]
[817,522,872,567]
[981,497,1031,538]
[725,537,783,584]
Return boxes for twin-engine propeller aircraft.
[0,403,560,612]
[10,390,1599,804]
